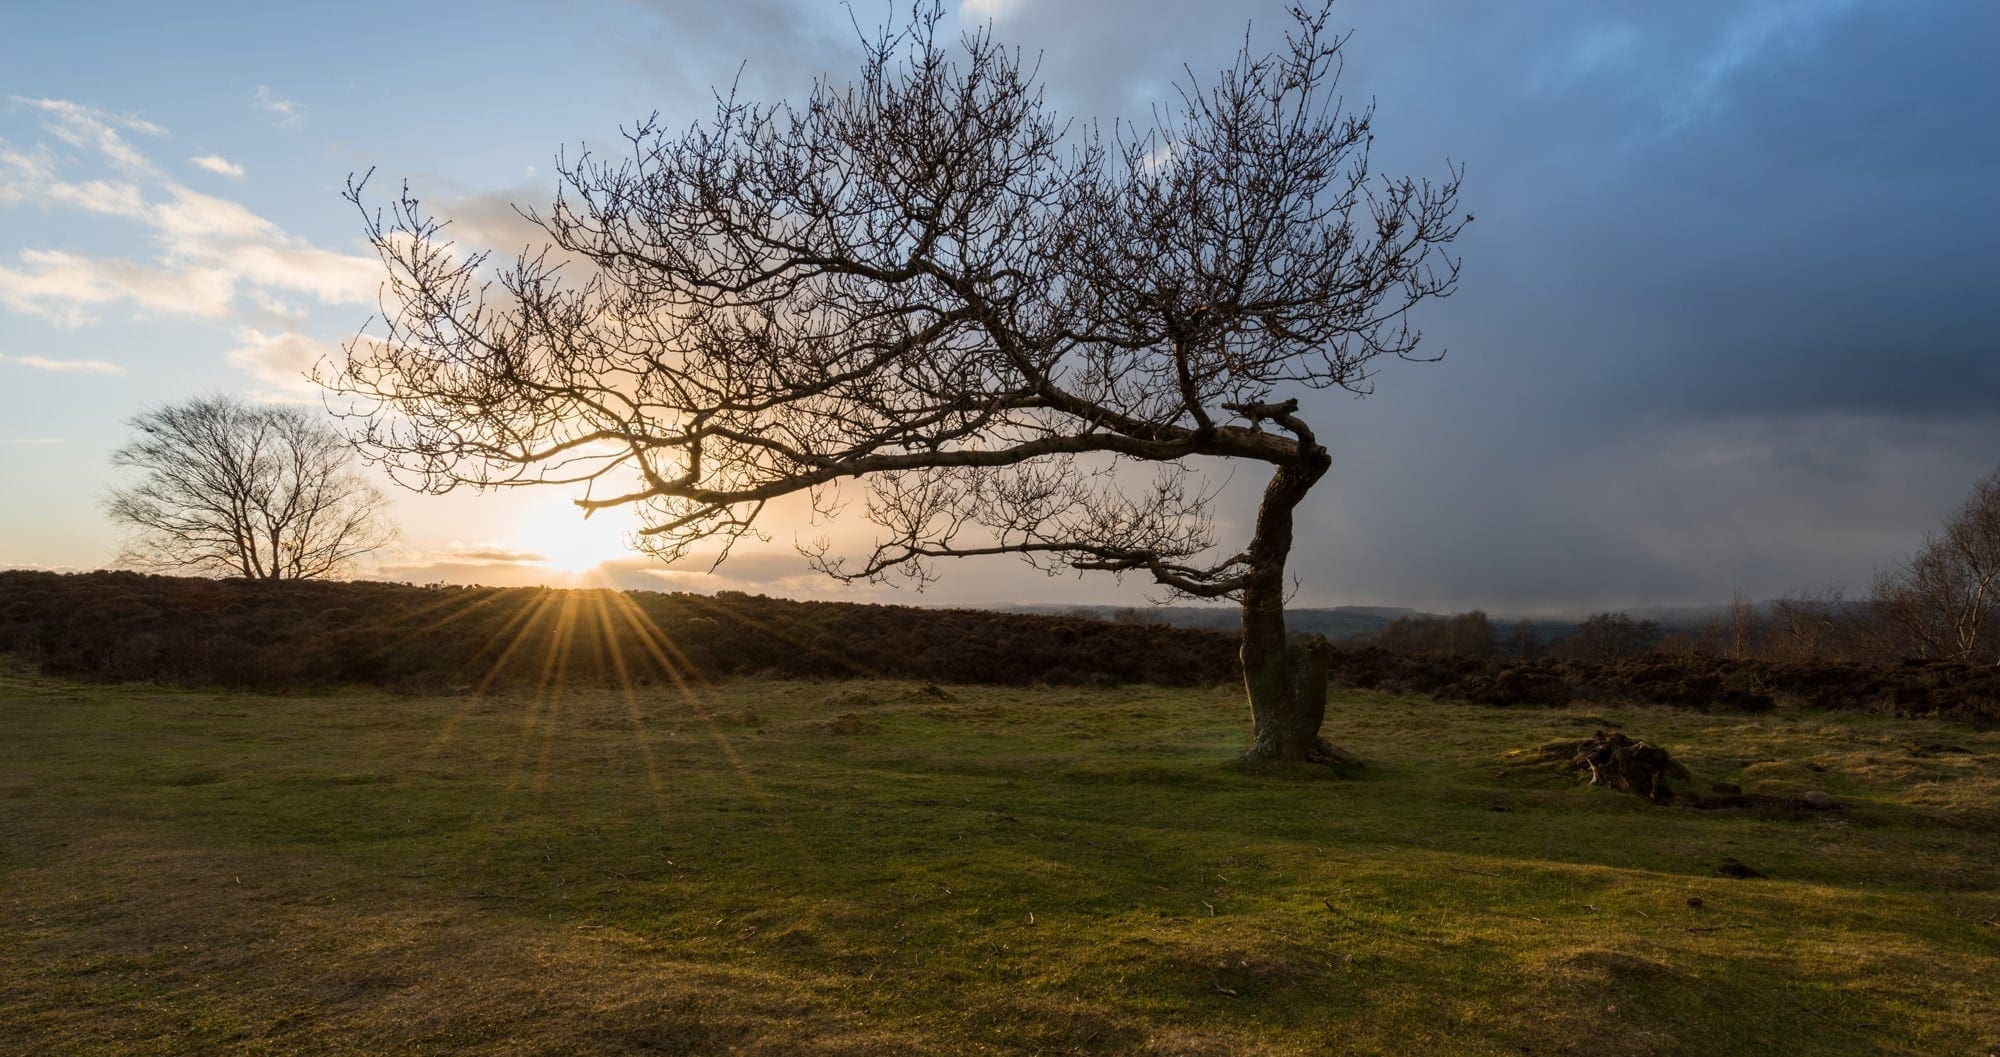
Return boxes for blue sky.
[2,0,1996,613]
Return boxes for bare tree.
[1726,587,1760,659]
[108,395,396,581]
[325,3,1466,762]
[1872,467,2000,665]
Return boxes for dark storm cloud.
[590,0,1999,611]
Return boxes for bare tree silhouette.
[108,395,395,581]
[1874,466,2000,665]
[326,2,1466,761]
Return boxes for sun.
[515,499,637,576]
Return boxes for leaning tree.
[327,2,1466,762]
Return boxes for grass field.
[2,662,1997,1055]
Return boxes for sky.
[1,0,1995,615]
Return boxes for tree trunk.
[1236,455,1353,766]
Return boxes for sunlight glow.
[515,499,637,575]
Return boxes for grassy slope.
[1,664,1996,1055]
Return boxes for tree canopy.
[108,395,395,581]
[327,2,1466,760]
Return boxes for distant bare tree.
[326,3,1465,762]
[1758,588,1895,664]
[1872,467,2000,665]
[1726,587,1761,660]
[108,396,396,581]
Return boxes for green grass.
[2,662,1996,1055]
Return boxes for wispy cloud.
[226,328,333,392]
[187,154,244,179]
[1663,0,1861,128]
[252,86,305,129]
[437,545,552,565]
[375,544,558,575]
[0,98,375,330]
[1538,1,1864,136]
[0,249,236,325]
[5,95,164,175]
[0,141,147,217]
[0,351,123,373]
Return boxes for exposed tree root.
[1238,735,1361,770]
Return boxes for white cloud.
[224,241,379,305]
[6,96,164,175]
[187,154,245,179]
[46,178,147,217]
[7,437,67,445]
[226,327,332,391]
[0,101,377,334]
[1,141,148,218]
[961,0,1023,22]
[252,86,305,129]
[150,183,274,243]
[0,351,123,373]
[245,291,309,326]
[0,248,237,325]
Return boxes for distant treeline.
[2,572,1993,722]
[1330,600,1998,722]
[1346,594,1957,666]
[1084,595,1958,666]
[0,571,1239,691]
[1322,647,1999,724]
[1360,609,1671,660]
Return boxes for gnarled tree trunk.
[1237,453,1354,766]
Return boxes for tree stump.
[1541,730,1689,803]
